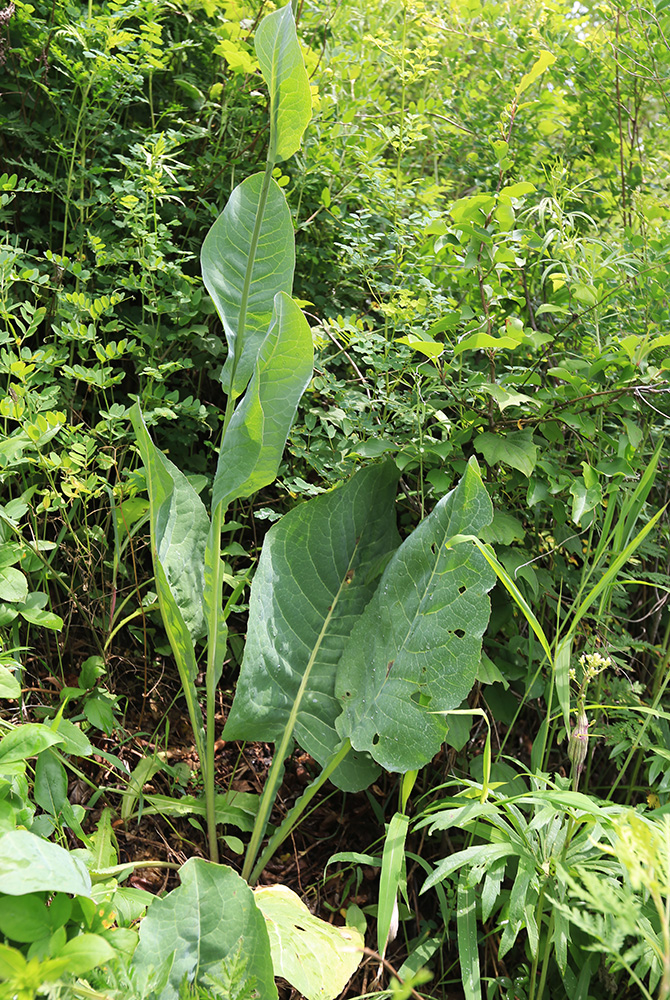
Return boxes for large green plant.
[130,4,497,995]
[132,1,314,865]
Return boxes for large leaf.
[0,830,91,896]
[212,292,313,516]
[255,3,312,163]
[255,884,363,1000]
[0,567,27,603]
[131,858,277,1000]
[201,173,294,397]
[336,458,494,773]
[131,406,210,758]
[222,463,401,791]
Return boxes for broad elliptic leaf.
[336,458,494,773]
[0,664,20,699]
[255,3,312,163]
[474,429,537,477]
[201,173,294,397]
[58,934,116,975]
[131,858,277,1000]
[222,463,401,791]
[132,405,209,759]
[212,292,313,516]
[0,724,63,764]
[255,884,363,1000]
[0,830,91,896]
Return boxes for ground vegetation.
[1,0,670,998]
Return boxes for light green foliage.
[254,4,313,162]
[254,884,364,1000]
[552,811,670,1000]
[0,830,91,897]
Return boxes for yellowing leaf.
[255,884,364,1000]
[515,50,557,98]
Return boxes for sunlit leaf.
[255,3,312,162]
[255,884,363,1000]
[201,173,294,397]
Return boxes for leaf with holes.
[222,463,401,791]
[254,884,363,1000]
[336,458,494,773]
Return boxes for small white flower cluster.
[570,651,612,685]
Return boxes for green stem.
[201,152,277,864]
[249,739,352,885]
[62,79,92,256]
[242,542,359,881]
[532,901,554,1000]
[204,529,225,866]
[607,665,670,801]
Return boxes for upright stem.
[242,542,358,881]
[249,739,352,885]
[202,153,276,864]
[532,901,554,1000]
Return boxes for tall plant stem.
[202,153,277,863]
[249,739,352,885]
[242,541,358,881]
[62,78,92,256]
[531,899,554,1000]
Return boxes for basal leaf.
[201,173,294,397]
[255,3,312,163]
[336,458,494,773]
[255,884,363,1000]
[212,292,313,516]
[222,463,401,792]
[131,858,277,1000]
